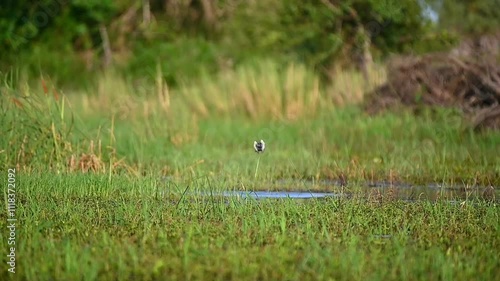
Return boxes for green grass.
[0,174,498,280]
[44,106,500,187]
[1,63,499,280]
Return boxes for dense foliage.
[427,0,500,34]
[0,0,498,87]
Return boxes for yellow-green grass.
[1,62,498,186]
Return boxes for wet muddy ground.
[162,178,498,202]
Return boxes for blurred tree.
[0,0,118,54]
[221,0,431,76]
[1,0,484,87]
[0,0,121,84]
[426,0,500,35]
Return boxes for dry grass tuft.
[71,60,386,124]
[327,64,386,106]
[68,141,105,173]
[177,60,329,120]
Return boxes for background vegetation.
[2,0,498,88]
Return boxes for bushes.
[125,37,221,87]
[6,0,497,91]
[0,0,453,89]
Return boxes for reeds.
[0,74,127,174]
[71,60,386,123]
[1,75,70,171]
[178,60,328,120]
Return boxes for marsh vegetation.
[1,0,499,280]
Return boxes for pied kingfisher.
[254,140,265,153]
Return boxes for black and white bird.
[254,139,265,153]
